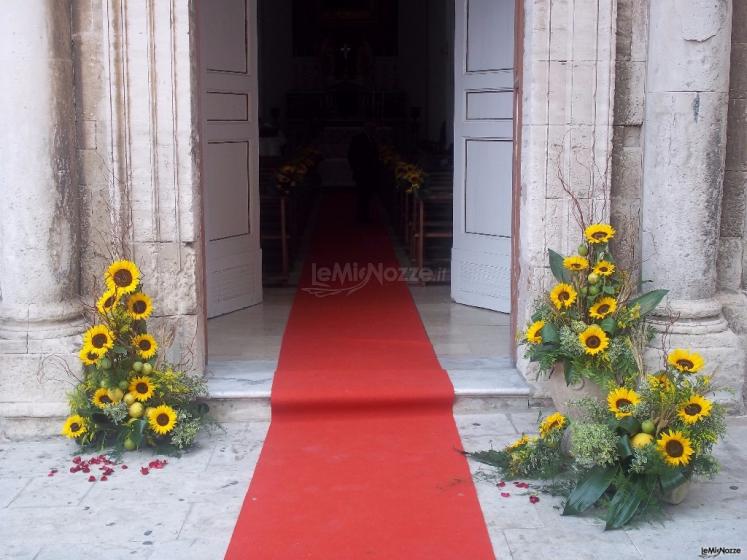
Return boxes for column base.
[645,298,745,412]
[0,301,83,341]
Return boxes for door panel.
[199,0,262,318]
[452,0,514,312]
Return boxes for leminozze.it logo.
[700,547,742,558]
[301,262,447,297]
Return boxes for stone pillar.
[641,0,744,408]
[0,0,82,436]
[0,0,81,340]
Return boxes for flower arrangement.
[275,146,322,195]
[471,349,726,529]
[379,145,426,194]
[520,222,668,388]
[62,260,209,452]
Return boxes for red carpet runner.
[225,194,495,559]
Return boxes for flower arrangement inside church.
[470,349,726,529]
[520,222,668,389]
[61,260,208,452]
[275,146,322,195]
[379,145,426,194]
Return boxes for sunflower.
[92,388,114,409]
[678,395,713,424]
[563,255,589,271]
[96,289,121,315]
[589,297,617,319]
[607,387,641,419]
[593,260,616,277]
[79,346,102,366]
[579,325,609,355]
[127,292,153,320]
[584,223,616,244]
[539,412,567,437]
[61,415,87,439]
[129,376,156,402]
[525,320,545,344]
[105,260,140,294]
[550,283,577,310]
[647,373,672,392]
[657,431,694,467]
[132,334,158,360]
[148,405,177,435]
[507,434,532,450]
[667,349,705,374]
[83,324,115,353]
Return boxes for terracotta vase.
[547,363,606,419]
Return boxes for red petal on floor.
[501,492,510,498]
[140,467,149,475]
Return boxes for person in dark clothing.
[348,122,379,223]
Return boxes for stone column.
[641,0,744,408]
[0,0,82,342]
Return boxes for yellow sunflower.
[539,412,567,437]
[132,334,158,360]
[61,415,87,439]
[584,223,616,244]
[148,405,177,435]
[105,260,140,294]
[579,325,609,355]
[83,324,115,353]
[647,373,672,392]
[593,260,616,277]
[607,387,641,419]
[96,289,121,315]
[79,346,102,366]
[126,292,153,320]
[507,434,531,450]
[550,283,577,310]
[563,255,589,271]
[657,431,694,467]
[129,376,156,402]
[678,395,713,424]
[525,320,545,344]
[589,297,617,320]
[92,388,114,409]
[667,349,705,374]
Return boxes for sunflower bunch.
[521,222,667,388]
[394,161,426,194]
[275,145,322,195]
[61,260,208,452]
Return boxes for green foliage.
[570,423,618,470]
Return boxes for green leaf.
[605,484,644,530]
[617,435,633,458]
[617,416,641,436]
[599,316,617,335]
[113,345,129,355]
[563,360,574,385]
[659,468,687,492]
[627,289,668,317]
[549,249,572,284]
[467,450,507,468]
[603,285,616,295]
[128,419,147,445]
[563,466,618,515]
[541,323,559,344]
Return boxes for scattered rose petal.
[88,475,96,482]
[70,466,79,473]
[101,476,108,481]
[73,456,81,464]
[121,465,128,470]
[497,481,506,488]
[140,467,149,475]
[529,495,540,504]
[500,492,510,498]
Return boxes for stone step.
[205,356,534,421]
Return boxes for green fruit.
[580,287,588,296]
[128,402,145,418]
[123,437,137,451]
[641,420,656,435]
[118,380,130,391]
[587,272,600,285]
[132,362,144,372]
[631,432,654,449]
[107,388,124,403]
[99,378,110,388]
[588,285,600,296]
[577,244,589,256]
[99,357,112,370]
[142,363,153,375]
[124,393,136,406]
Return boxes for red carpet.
[225,194,495,559]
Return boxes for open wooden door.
[198,0,262,318]
[451,0,514,312]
